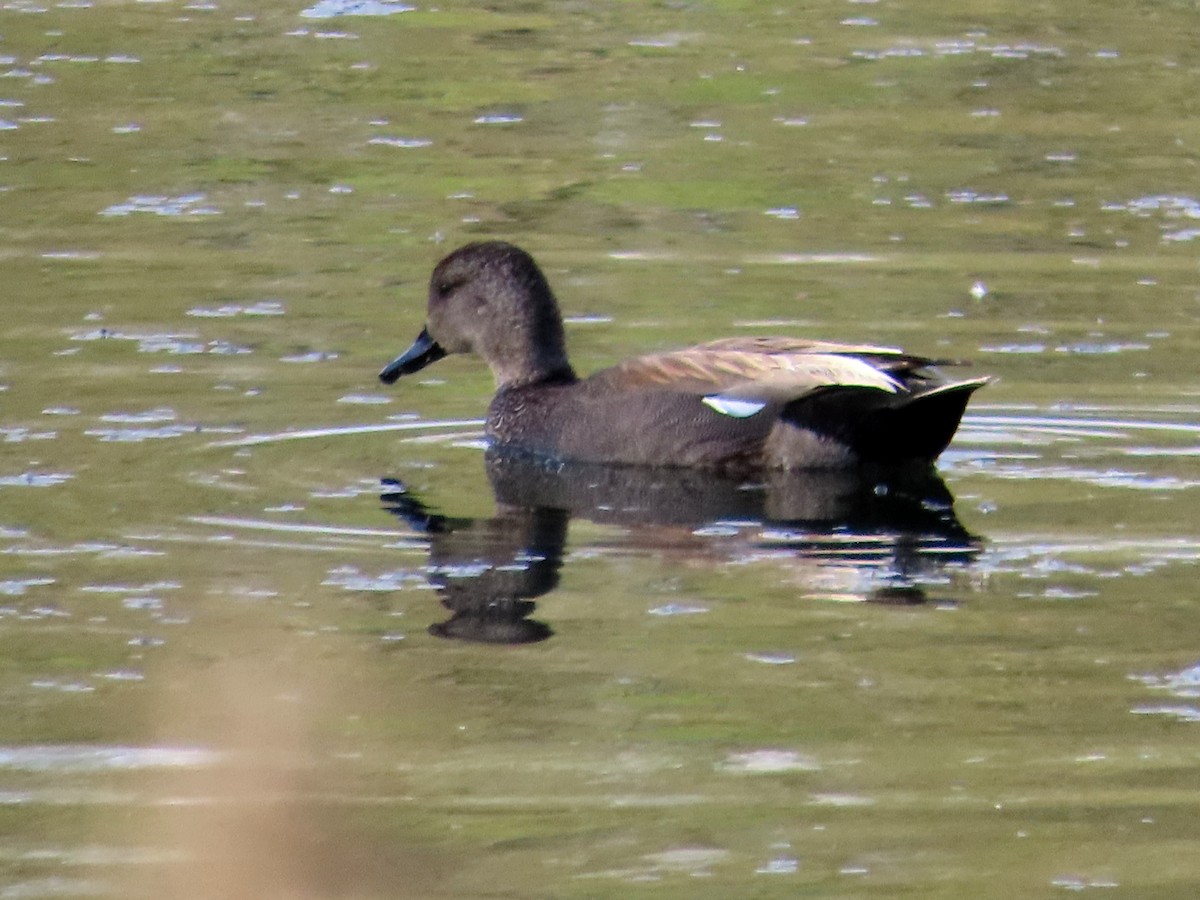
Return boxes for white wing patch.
[702,395,768,418]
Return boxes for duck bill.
[379,327,447,384]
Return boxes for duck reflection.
[381,451,981,644]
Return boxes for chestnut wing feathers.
[594,339,959,400]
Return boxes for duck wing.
[592,342,911,419]
[695,337,965,378]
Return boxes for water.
[2,0,1200,896]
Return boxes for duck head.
[380,241,575,389]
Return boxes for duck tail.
[857,376,991,464]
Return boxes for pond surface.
[2,1,1200,897]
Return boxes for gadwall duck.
[380,242,989,473]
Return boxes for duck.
[379,241,989,473]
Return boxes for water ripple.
[0,472,73,487]
[99,193,219,217]
[300,0,414,17]
[0,745,216,772]
[0,577,55,596]
[1131,662,1200,699]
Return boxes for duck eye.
[435,277,465,297]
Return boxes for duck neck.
[492,354,577,390]
[488,287,578,389]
